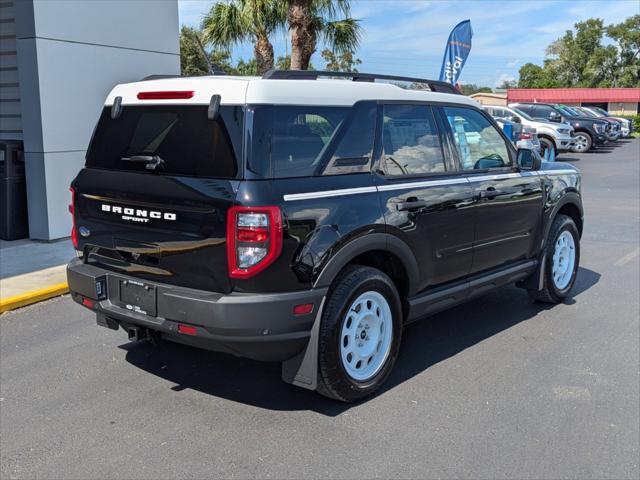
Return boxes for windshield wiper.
[121,155,165,171]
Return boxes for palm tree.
[202,0,286,75]
[287,0,362,70]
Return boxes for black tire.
[572,131,592,153]
[539,136,556,159]
[316,265,403,402]
[530,214,580,303]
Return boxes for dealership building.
[0,0,179,241]
[472,88,640,116]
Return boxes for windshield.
[510,107,534,121]
[557,105,582,117]
[573,107,594,118]
[592,107,608,116]
[86,105,243,178]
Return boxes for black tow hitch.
[127,325,150,342]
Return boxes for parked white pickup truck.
[485,105,575,158]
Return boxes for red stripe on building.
[507,88,640,103]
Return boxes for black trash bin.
[0,141,29,240]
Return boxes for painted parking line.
[614,247,640,267]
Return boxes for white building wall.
[14,0,180,240]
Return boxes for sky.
[178,0,639,87]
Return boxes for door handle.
[478,188,505,200]
[397,199,427,211]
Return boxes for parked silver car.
[487,105,575,158]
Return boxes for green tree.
[235,58,258,75]
[287,0,362,70]
[201,0,286,75]
[458,84,492,95]
[179,25,235,76]
[606,15,640,86]
[321,49,361,72]
[517,16,639,88]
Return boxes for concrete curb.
[0,282,69,313]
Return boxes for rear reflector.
[137,91,194,100]
[293,303,314,315]
[81,297,95,309]
[177,324,197,336]
[69,187,78,249]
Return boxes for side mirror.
[510,115,521,124]
[517,148,541,171]
[548,112,561,122]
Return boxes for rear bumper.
[67,259,326,361]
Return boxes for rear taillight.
[69,187,78,249]
[227,206,283,279]
[519,132,532,141]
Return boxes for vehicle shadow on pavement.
[122,267,600,416]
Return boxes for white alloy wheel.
[573,133,590,152]
[552,231,576,290]
[339,291,393,381]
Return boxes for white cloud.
[507,59,521,68]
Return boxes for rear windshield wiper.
[121,155,165,171]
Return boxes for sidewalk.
[0,238,75,313]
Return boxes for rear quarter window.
[86,105,243,178]
[249,102,376,178]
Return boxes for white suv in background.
[485,105,575,158]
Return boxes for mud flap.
[281,297,325,390]
[517,252,546,291]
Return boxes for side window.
[443,106,512,171]
[322,102,376,176]
[250,104,374,178]
[517,105,534,116]
[535,105,553,119]
[381,104,445,176]
[492,107,507,118]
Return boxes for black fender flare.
[521,191,583,292]
[543,191,583,246]
[313,233,420,296]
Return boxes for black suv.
[511,102,608,153]
[67,71,584,402]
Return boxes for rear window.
[86,105,243,178]
[249,103,376,178]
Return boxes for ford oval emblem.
[79,226,91,237]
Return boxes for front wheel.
[530,214,580,303]
[317,265,403,402]
[572,132,592,153]
[539,137,556,160]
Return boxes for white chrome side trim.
[283,186,377,202]
[377,177,468,192]
[282,170,578,201]
[538,169,579,176]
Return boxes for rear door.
[440,105,543,274]
[72,104,244,293]
[376,103,475,292]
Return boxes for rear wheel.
[317,265,402,402]
[572,132,592,153]
[530,214,580,303]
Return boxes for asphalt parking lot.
[1,138,639,479]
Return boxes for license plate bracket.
[119,280,157,317]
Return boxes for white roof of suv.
[104,74,480,108]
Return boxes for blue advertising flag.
[439,20,473,85]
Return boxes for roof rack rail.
[262,70,460,94]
